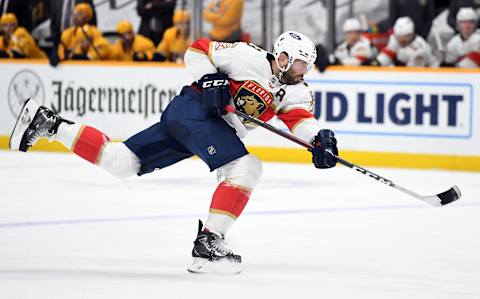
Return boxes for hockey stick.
[225,105,461,206]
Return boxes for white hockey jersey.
[445,30,480,68]
[184,39,319,142]
[377,35,438,67]
[334,36,374,66]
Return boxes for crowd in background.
[0,0,479,70]
[317,0,480,70]
[0,0,244,65]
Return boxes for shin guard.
[209,181,251,219]
[72,126,110,164]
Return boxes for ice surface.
[0,151,479,299]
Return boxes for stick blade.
[422,185,461,206]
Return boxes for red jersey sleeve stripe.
[277,109,315,132]
[190,38,212,55]
[467,52,480,65]
[356,55,368,62]
[381,48,396,60]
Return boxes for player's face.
[345,31,361,46]
[283,59,309,85]
[176,21,189,35]
[72,12,85,26]
[2,22,16,35]
[458,20,476,38]
[396,33,413,47]
[121,31,135,46]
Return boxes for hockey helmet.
[74,3,93,22]
[273,31,317,73]
[173,10,190,24]
[0,13,17,25]
[116,20,133,34]
[343,18,362,32]
[457,7,477,22]
[393,17,414,36]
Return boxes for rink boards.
[0,60,479,171]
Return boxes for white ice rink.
[0,150,479,299]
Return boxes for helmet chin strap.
[275,58,290,84]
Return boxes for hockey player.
[333,18,375,66]
[0,13,47,59]
[377,17,438,67]
[9,31,338,274]
[444,7,480,68]
[58,3,110,61]
[152,10,191,62]
[109,20,156,61]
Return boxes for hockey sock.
[56,123,110,164]
[205,181,252,235]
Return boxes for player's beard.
[280,69,303,85]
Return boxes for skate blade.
[9,99,39,151]
[187,258,242,275]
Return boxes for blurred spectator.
[50,0,97,65]
[1,0,49,33]
[447,0,480,30]
[109,20,155,61]
[50,0,97,45]
[444,7,480,67]
[332,18,375,66]
[57,3,109,61]
[203,0,243,42]
[0,13,47,58]
[153,10,191,62]
[377,17,438,67]
[389,0,435,39]
[137,0,176,45]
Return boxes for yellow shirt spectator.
[203,0,243,42]
[155,10,191,62]
[58,3,110,60]
[0,13,47,59]
[109,20,155,61]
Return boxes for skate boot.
[9,98,73,152]
[187,220,242,274]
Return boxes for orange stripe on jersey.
[277,109,315,132]
[467,52,480,65]
[381,48,396,60]
[190,38,211,54]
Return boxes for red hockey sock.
[72,126,110,164]
[209,181,252,219]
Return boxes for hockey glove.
[311,129,338,169]
[11,50,26,58]
[0,50,10,58]
[132,52,148,61]
[71,53,89,60]
[151,52,166,62]
[198,72,231,117]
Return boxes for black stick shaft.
[227,106,460,206]
[228,106,407,194]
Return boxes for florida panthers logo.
[233,80,272,120]
[236,95,265,118]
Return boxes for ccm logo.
[202,79,229,88]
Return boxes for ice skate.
[9,99,72,152]
[187,220,242,275]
